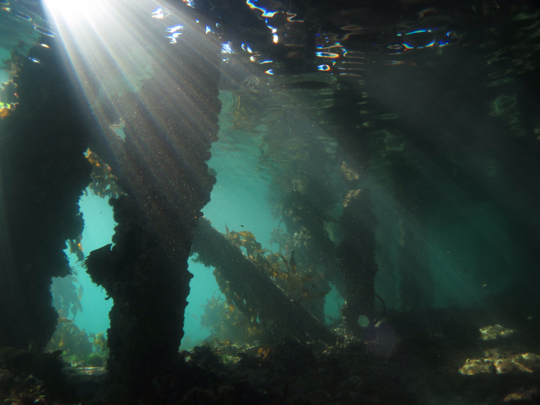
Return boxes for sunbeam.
[42,0,223,235]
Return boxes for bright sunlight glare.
[39,0,229,347]
[44,0,105,22]
[40,0,224,247]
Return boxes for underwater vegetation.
[46,319,92,365]
[224,227,329,321]
[0,346,67,401]
[66,235,84,263]
[0,371,48,405]
[0,100,17,118]
[268,222,290,254]
[225,228,328,304]
[84,149,123,199]
[46,323,108,368]
[1,0,539,403]
[49,276,109,367]
[50,275,83,320]
[192,218,336,345]
[230,92,265,133]
[200,294,263,346]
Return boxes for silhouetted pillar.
[86,11,221,398]
[0,37,92,351]
[337,189,378,337]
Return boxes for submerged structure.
[1,0,540,404]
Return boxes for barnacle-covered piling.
[85,17,222,399]
[0,36,92,352]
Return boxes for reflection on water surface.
[1,0,540,404]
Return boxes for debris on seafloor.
[503,387,540,403]
[459,323,540,375]
[479,324,515,340]
[460,352,540,375]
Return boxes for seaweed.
[224,228,329,307]
[46,319,93,364]
[0,373,47,405]
[192,218,336,345]
[50,275,83,320]
[200,294,263,346]
[84,149,123,199]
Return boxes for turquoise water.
[61,88,344,347]
[56,90,281,347]
[1,0,539,384]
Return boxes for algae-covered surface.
[1,0,540,403]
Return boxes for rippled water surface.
[1,0,540,402]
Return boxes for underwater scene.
[1,0,540,403]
